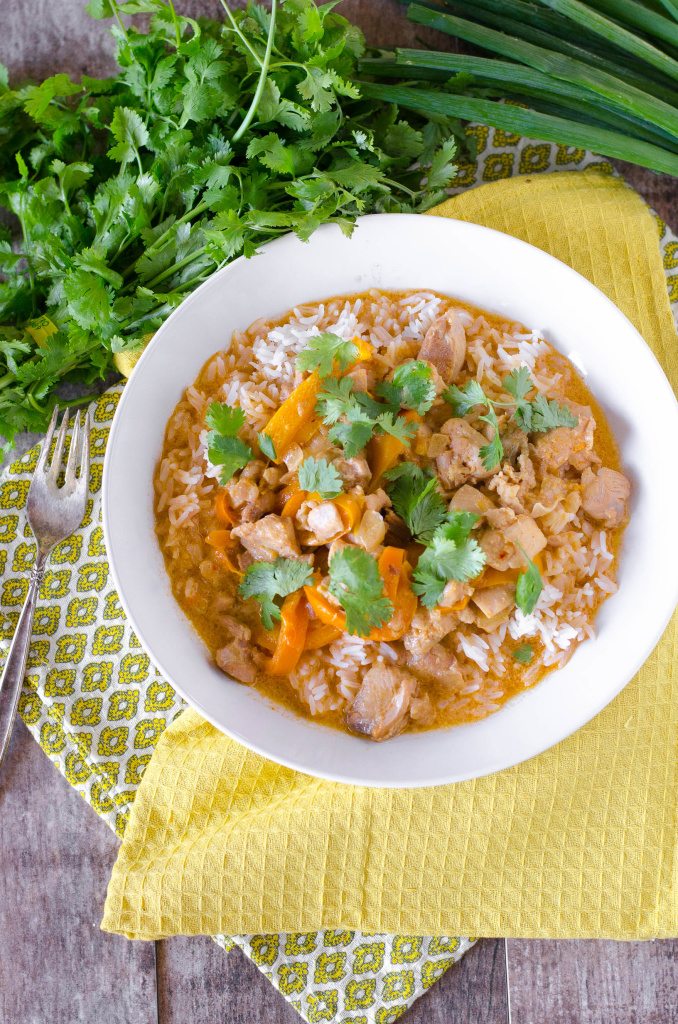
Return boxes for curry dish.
[154,289,630,741]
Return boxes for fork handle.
[0,552,47,772]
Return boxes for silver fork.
[0,407,90,772]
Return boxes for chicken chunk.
[346,665,417,741]
[449,484,494,516]
[405,643,463,688]
[403,607,457,658]
[305,501,345,545]
[437,419,499,489]
[581,467,630,528]
[239,490,276,523]
[334,455,370,489]
[419,309,467,384]
[471,585,515,619]
[216,633,258,684]
[533,401,597,474]
[232,513,300,560]
[480,515,545,570]
[504,515,547,562]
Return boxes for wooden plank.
[404,940,509,1024]
[157,938,300,1024]
[0,722,158,1024]
[507,938,678,1023]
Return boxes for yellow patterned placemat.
[1,136,677,1021]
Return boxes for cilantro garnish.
[298,456,342,498]
[515,553,543,616]
[315,377,355,424]
[444,380,504,471]
[412,515,486,609]
[444,371,577,474]
[512,643,534,665]
[478,405,504,472]
[316,376,416,458]
[258,431,276,461]
[297,333,358,378]
[443,379,486,416]
[328,547,393,636]
[502,369,577,433]
[384,462,448,543]
[377,359,436,415]
[239,558,314,629]
[205,401,252,484]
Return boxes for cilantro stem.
[165,0,182,50]
[219,0,264,67]
[232,0,277,142]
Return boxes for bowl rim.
[103,212,678,788]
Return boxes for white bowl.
[103,214,678,787]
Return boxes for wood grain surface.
[1,2,677,1022]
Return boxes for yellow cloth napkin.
[102,170,678,941]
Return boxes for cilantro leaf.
[316,376,355,424]
[528,394,578,433]
[297,332,359,377]
[205,401,252,483]
[207,434,253,484]
[107,106,149,166]
[239,557,314,629]
[298,456,342,498]
[381,359,436,415]
[328,547,393,637]
[258,431,276,461]
[412,518,485,609]
[502,366,533,404]
[374,411,417,444]
[478,405,504,471]
[328,415,374,458]
[384,462,448,543]
[443,379,486,416]
[512,643,534,664]
[515,553,543,616]
[205,402,245,435]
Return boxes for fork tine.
[64,411,82,489]
[36,405,60,473]
[79,408,91,494]
[47,410,69,483]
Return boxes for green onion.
[434,0,678,102]
[364,49,678,149]
[655,0,678,24]
[359,81,678,175]
[536,0,678,81]
[587,0,678,48]
[408,3,678,137]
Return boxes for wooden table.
[1,3,676,1021]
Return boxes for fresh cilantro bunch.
[412,512,486,608]
[328,546,393,636]
[239,556,314,628]
[444,368,578,472]
[0,0,463,452]
[383,461,448,542]
[205,401,252,483]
